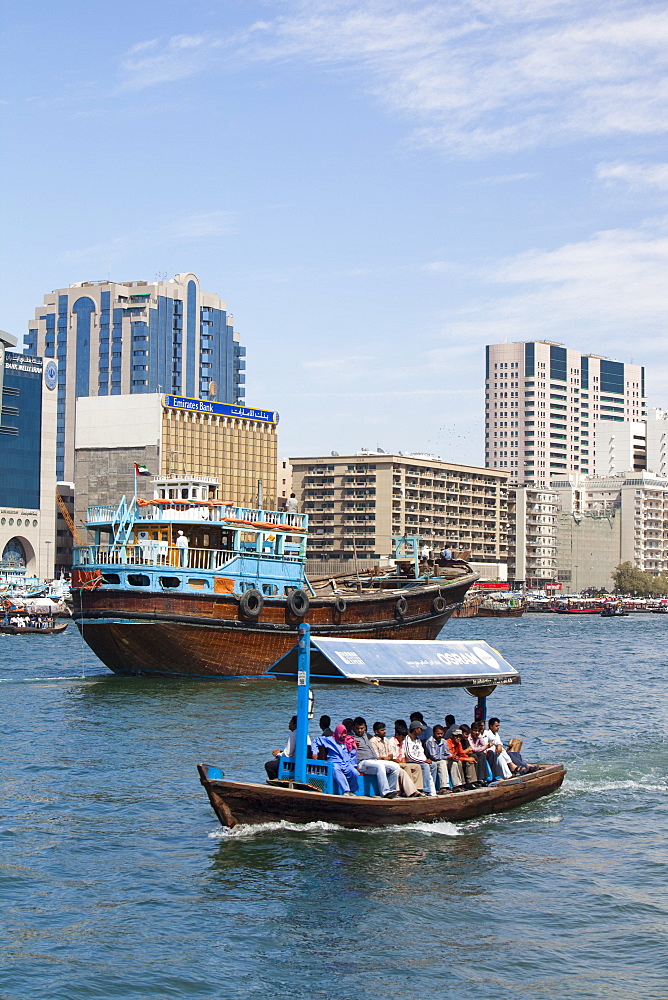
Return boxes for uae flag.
[134,463,151,476]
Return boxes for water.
[1,616,666,1000]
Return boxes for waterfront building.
[290,451,509,579]
[74,393,278,526]
[277,458,292,508]
[552,471,668,584]
[0,332,57,580]
[26,273,246,481]
[645,408,668,477]
[507,486,559,589]
[485,341,646,487]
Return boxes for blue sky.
[3,0,668,464]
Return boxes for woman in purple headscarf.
[311,724,360,795]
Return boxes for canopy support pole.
[474,695,487,725]
[294,623,311,783]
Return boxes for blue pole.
[294,623,310,783]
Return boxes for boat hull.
[476,607,524,618]
[73,574,476,679]
[198,764,566,828]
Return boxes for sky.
[2,0,668,465]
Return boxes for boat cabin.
[73,476,310,597]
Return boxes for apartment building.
[290,451,509,578]
[507,486,559,588]
[485,341,646,488]
[552,472,668,578]
[26,273,246,481]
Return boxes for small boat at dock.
[198,631,566,830]
[476,595,525,618]
[0,621,68,635]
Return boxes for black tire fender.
[334,596,347,614]
[395,596,408,618]
[239,588,264,618]
[432,596,447,614]
[287,588,310,617]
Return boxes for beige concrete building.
[485,341,646,488]
[74,393,278,525]
[552,471,668,582]
[507,486,559,588]
[290,451,509,579]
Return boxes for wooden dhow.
[72,477,478,679]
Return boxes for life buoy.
[395,596,408,617]
[239,588,264,618]
[287,589,310,617]
[334,596,347,614]
[432,596,447,614]
[2,599,12,610]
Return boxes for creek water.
[1,614,666,999]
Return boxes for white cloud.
[596,161,668,191]
[117,2,668,154]
[425,220,668,393]
[58,210,235,264]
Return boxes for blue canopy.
[267,637,520,687]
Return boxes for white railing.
[85,503,307,531]
[73,544,304,569]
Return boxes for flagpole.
[133,464,138,503]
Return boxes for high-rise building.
[290,451,509,579]
[0,333,57,580]
[26,273,246,481]
[485,341,646,487]
[507,486,559,589]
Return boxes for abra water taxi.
[198,630,566,829]
[71,477,478,679]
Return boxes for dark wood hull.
[198,764,566,829]
[73,573,477,679]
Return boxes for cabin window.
[169,489,177,499]
[181,488,189,499]
[128,574,150,587]
[102,573,121,584]
[262,584,278,596]
[159,577,181,589]
[188,578,208,589]
[159,489,166,499]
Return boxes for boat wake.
[208,818,462,839]
[564,776,667,794]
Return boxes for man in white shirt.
[403,720,437,795]
[482,717,515,779]
[175,530,189,567]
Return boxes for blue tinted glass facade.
[99,291,110,396]
[524,343,534,377]
[186,280,196,397]
[581,355,588,388]
[600,360,624,394]
[0,353,42,508]
[56,295,68,479]
[111,308,123,395]
[550,345,567,381]
[73,296,95,398]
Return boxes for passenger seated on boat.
[341,719,357,752]
[506,738,539,775]
[351,717,401,799]
[403,721,437,795]
[482,718,515,778]
[444,714,458,739]
[468,722,500,781]
[319,715,333,737]
[388,723,425,791]
[409,712,433,742]
[264,715,312,781]
[446,730,479,790]
[369,723,421,797]
[311,725,359,796]
[425,726,452,792]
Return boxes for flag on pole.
[134,463,151,476]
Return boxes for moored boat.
[72,477,478,679]
[476,595,525,618]
[0,621,68,635]
[198,630,566,830]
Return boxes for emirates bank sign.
[163,395,278,425]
